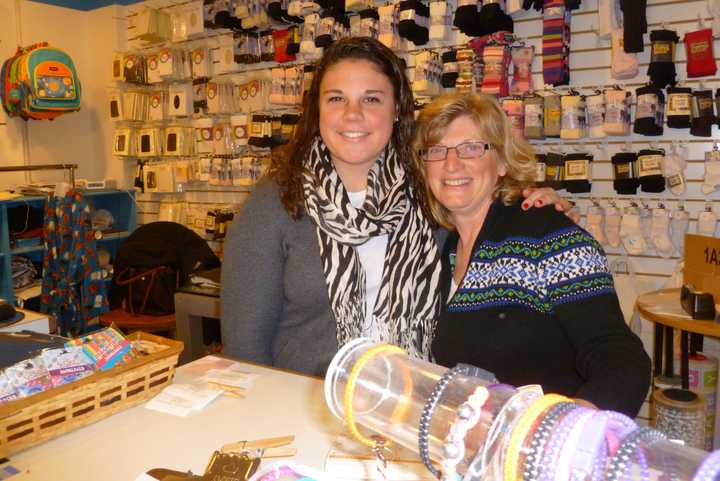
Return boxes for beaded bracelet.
[606,427,667,481]
[503,394,569,481]
[536,406,595,481]
[585,412,637,481]
[343,344,406,449]
[691,448,720,481]
[521,401,578,481]
[440,385,489,481]
[418,365,473,479]
[465,385,542,481]
[553,409,598,481]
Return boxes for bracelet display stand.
[325,338,716,481]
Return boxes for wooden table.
[636,288,720,390]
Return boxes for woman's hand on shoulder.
[521,187,580,224]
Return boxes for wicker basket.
[0,331,183,457]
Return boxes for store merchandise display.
[0,327,148,403]
[325,339,720,481]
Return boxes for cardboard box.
[684,234,720,300]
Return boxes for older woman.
[415,93,650,417]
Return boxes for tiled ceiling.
[29,0,143,11]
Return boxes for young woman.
[414,93,650,417]
[221,37,568,377]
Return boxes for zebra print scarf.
[303,137,442,360]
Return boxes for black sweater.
[432,199,651,417]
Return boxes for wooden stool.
[99,308,176,337]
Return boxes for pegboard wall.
[120,0,719,311]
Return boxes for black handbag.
[115,266,178,316]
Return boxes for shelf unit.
[0,189,137,306]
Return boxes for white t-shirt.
[347,190,389,335]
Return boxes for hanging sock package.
[501,98,524,139]
[637,148,666,193]
[523,95,544,139]
[603,87,631,136]
[612,151,639,195]
[510,46,534,95]
[647,29,679,88]
[564,152,592,193]
[690,89,716,137]
[666,86,693,129]
[543,92,562,137]
[684,28,717,78]
[585,92,606,138]
[560,92,585,139]
[633,85,665,136]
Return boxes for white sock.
[604,206,622,248]
[663,148,686,196]
[703,151,720,194]
[585,206,606,245]
[698,209,718,237]
[620,211,646,255]
[671,209,690,256]
[640,207,653,250]
[651,208,674,258]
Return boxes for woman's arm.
[522,187,580,223]
[220,181,286,365]
[545,232,651,417]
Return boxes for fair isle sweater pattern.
[448,227,614,313]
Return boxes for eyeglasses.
[420,141,494,162]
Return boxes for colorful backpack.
[1,42,81,120]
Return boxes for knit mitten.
[666,86,692,129]
[685,28,717,78]
[647,29,679,89]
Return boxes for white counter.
[5,357,343,480]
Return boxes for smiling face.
[318,59,397,189]
[424,114,507,225]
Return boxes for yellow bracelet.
[503,393,569,481]
[343,344,406,448]
[389,355,414,424]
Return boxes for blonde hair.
[412,93,537,229]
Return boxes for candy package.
[0,372,20,404]
[67,327,136,371]
[5,355,53,397]
[41,346,96,387]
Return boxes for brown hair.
[267,37,427,219]
[412,93,537,229]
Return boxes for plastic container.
[325,340,716,481]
